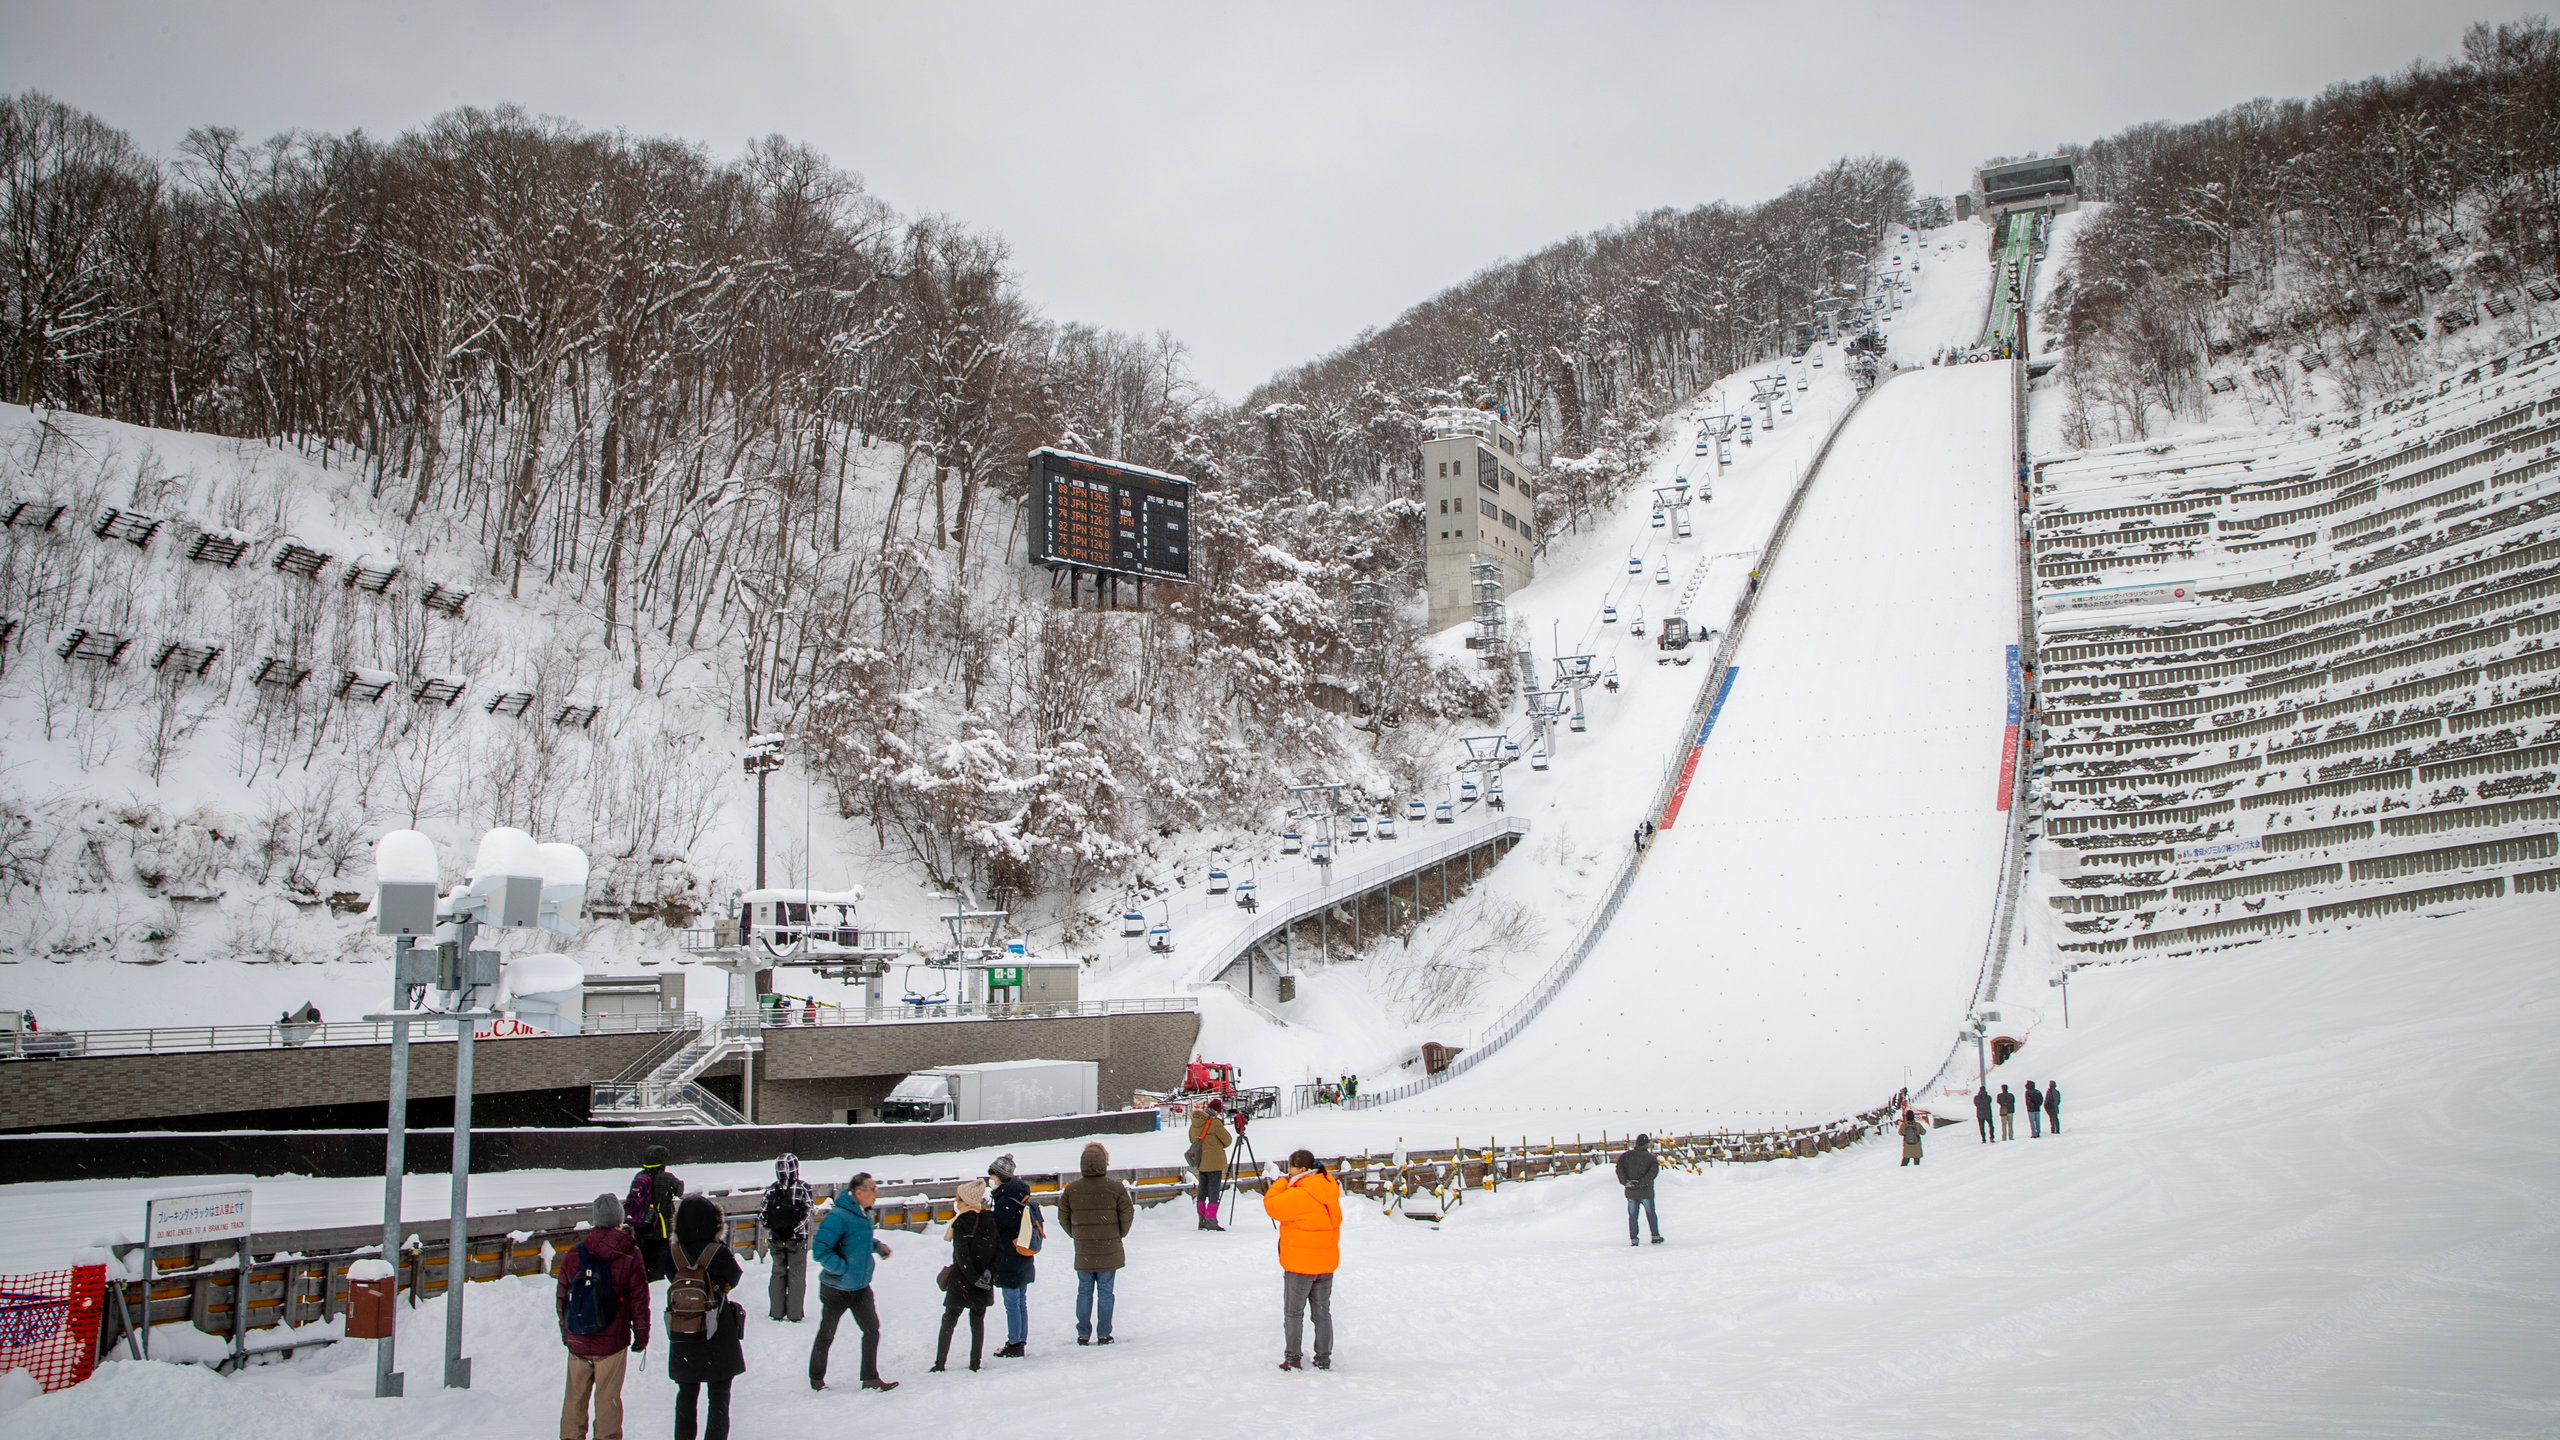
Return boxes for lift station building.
[1422,405,1536,633]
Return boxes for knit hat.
[988,1153,1017,1181]
[642,1144,670,1167]
[591,1192,624,1228]
[953,1178,988,1212]
[776,1153,799,1179]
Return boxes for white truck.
[880,1059,1099,1124]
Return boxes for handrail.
[3,1007,695,1061]
[1357,372,1893,1111]
[756,996,1201,1028]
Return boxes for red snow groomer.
[1134,1057,1280,1117]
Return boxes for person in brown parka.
[1056,1142,1134,1344]
[1189,1100,1232,1231]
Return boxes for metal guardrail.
[0,1008,695,1061]
[1357,374,1891,1112]
[756,996,1201,1028]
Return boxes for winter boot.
[1277,1357,1303,1372]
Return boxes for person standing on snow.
[663,1195,745,1440]
[625,1145,685,1281]
[1189,1099,1233,1231]
[931,1179,1000,1372]
[760,1153,814,1322]
[558,1193,650,1440]
[807,1173,896,1393]
[1057,1141,1134,1345]
[2044,1080,2062,1135]
[1997,1084,2017,1141]
[1899,1110,1927,1166]
[1615,1134,1664,1246]
[1973,1087,1995,1143]
[2024,1081,2045,1138]
[986,1154,1042,1358]
[1262,1148,1343,1372]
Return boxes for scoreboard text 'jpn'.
[1028,447,1194,583]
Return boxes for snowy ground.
[11,897,2555,1437]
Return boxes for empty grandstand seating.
[2028,334,2560,957]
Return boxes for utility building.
[1422,406,1535,634]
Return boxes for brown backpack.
[665,1239,723,1339]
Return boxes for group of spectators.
[556,1116,1348,1440]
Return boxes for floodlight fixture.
[373,829,442,937]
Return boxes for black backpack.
[563,1242,617,1336]
[760,1183,807,1242]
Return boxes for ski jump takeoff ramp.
[1395,364,2022,1133]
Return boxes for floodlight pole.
[376,939,411,1399]
[443,985,486,1390]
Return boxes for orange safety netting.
[0,1265,104,1392]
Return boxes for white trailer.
[884,1059,1099,1123]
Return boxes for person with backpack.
[931,1179,1000,1371]
[664,1195,745,1440]
[557,1193,650,1440]
[625,1145,685,1281]
[1262,1148,1343,1372]
[1615,1134,1663,1246]
[808,1173,897,1393]
[1997,1084,2017,1140]
[1057,1141,1134,1345]
[2044,1079,2062,1135]
[1899,1109,1927,1166]
[1973,1087,1995,1143]
[760,1153,814,1322]
[2024,1081,2045,1138]
[985,1153,1042,1357]
[1188,1100,1232,1231]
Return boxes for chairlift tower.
[1525,687,1571,747]
[932,894,1012,970]
[1551,653,1603,735]
[1652,484,1694,538]
[1286,781,1350,866]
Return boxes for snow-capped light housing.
[372,829,441,936]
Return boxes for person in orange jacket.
[1259,1147,1342,1372]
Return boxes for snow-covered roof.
[743,886,863,906]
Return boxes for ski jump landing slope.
[1391,363,2021,1134]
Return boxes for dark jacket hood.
[674,1193,723,1247]
[1079,1143,1109,1178]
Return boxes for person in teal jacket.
[807,1174,896,1393]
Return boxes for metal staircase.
[588,1009,763,1126]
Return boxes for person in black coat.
[984,1155,1040,1357]
[665,1195,745,1440]
[2044,1080,2062,1134]
[933,1179,1001,1371]
[1614,1135,1662,1246]
[2024,1081,2045,1138]
[1972,1087,1994,1143]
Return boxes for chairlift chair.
[1631,613,1647,638]
[1406,797,1427,823]
[1628,551,1643,574]
[1604,666,1621,691]
[1651,508,1667,529]
[1796,375,1809,392]
[1207,868,1230,894]
[1782,396,1794,415]
[1281,830,1303,855]
[1503,738,1520,760]
[1348,814,1370,840]
[1121,910,1146,938]
[1459,777,1479,803]
[1148,920,1174,954]
[1377,813,1399,839]
[1569,712,1588,733]
[1674,515,1695,539]
[1602,603,1618,624]
[1655,561,1671,585]
[1434,802,1454,824]
[1234,879,1260,910]
[1310,837,1333,866]
[1812,351,1823,367]
[1530,748,1550,770]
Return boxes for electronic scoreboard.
[1027,447,1194,583]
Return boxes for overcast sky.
[1,1,2535,399]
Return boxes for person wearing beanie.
[558,1193,650,1440]
[760,1154,815,1322]
[665,1195,745,1440]
[985,1156,1042,1357]
[625,1144,685,1281]
[1188,1100,1232,1230]
[932,1179,999,1371]
[1261,1148,1342,1371]
[1057,1142,1133,1345]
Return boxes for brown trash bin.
[345,1262,398,1339]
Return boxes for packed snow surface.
[1389,362,2020,1131]
[9,899,2555,1436]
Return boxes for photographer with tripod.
[1187,1099,1233,1231]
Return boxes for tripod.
[1220,1110,1267,1230]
